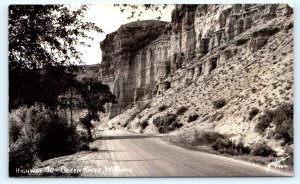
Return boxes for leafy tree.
[79,78,116,139]
[9,104,81,176]
[9,5,102,67]
[9,5,102,109]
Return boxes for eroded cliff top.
[100,20,168,52]
[120,19,168,28]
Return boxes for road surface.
[78,130,291,177]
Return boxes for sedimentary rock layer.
[98,4,293,119]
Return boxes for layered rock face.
[99,20,168,118]
[99,4,293,119]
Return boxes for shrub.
[211,139,251,155]
[275,118,293,145]
[255,113,272,135]
[236,38,249,46]
[251,142,276,157]
[140,120,149,130]
[248,107,259,120]
[9,135,39,176]
[283,145,293,168]
[79,143,90,151]
[236,141,252,155]
[79,132,95,152]
[38,112,80,160]
[187,113,199,123]
[212,98,226,109]
[137,114,142,119]
[255,103,293,145]
[9,104,81,176]
[79,132,90,143]
[9,118,22,143]
[193,131,225,146]
[153,114,183,133]
[158,104,168,112]
[272,103,293,145]
[176,106,188,115]
[90,147,99,152]
[147,113,153,119]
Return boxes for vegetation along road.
[37,129,291,177]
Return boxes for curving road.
[86,130,292,177]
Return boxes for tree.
[9,5,102,109]
[114,4,168,20]
[79,78,116,139]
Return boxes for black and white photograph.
[8,4,294,177]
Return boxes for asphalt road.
[89,130,291,177]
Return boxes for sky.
[78,4,174,65]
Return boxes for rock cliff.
[99,4,293,120]
[97,3,293,154]
[99,20,168,118]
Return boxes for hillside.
[97,4,293,155]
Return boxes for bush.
[147,113,153,119]
[212,98,226,109]
[187,113,199,122]
[248,107,259,120]
[9,135,39,176]
[251,142,276,157]
[255,103,293,145]
[9,104,81,176]
[140,120,149,130]
[90,147,99,152]
[255,113,272,134]
[272,104,293,144]
[153,114,183,133]
[284,145,293,168]
[38,113,80,160]
[79,132,90,143]
[158,104,168,112]
[236,38,249,46]
[211,139,251,155]
[193,131,225,146]
[275,118,293,145]
[78,133,90,151]
[176,106,188,115]
[79,143,90,151]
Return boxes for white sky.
[78,4,174,65]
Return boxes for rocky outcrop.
[98,4,293,119]
[99,20,168,118]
